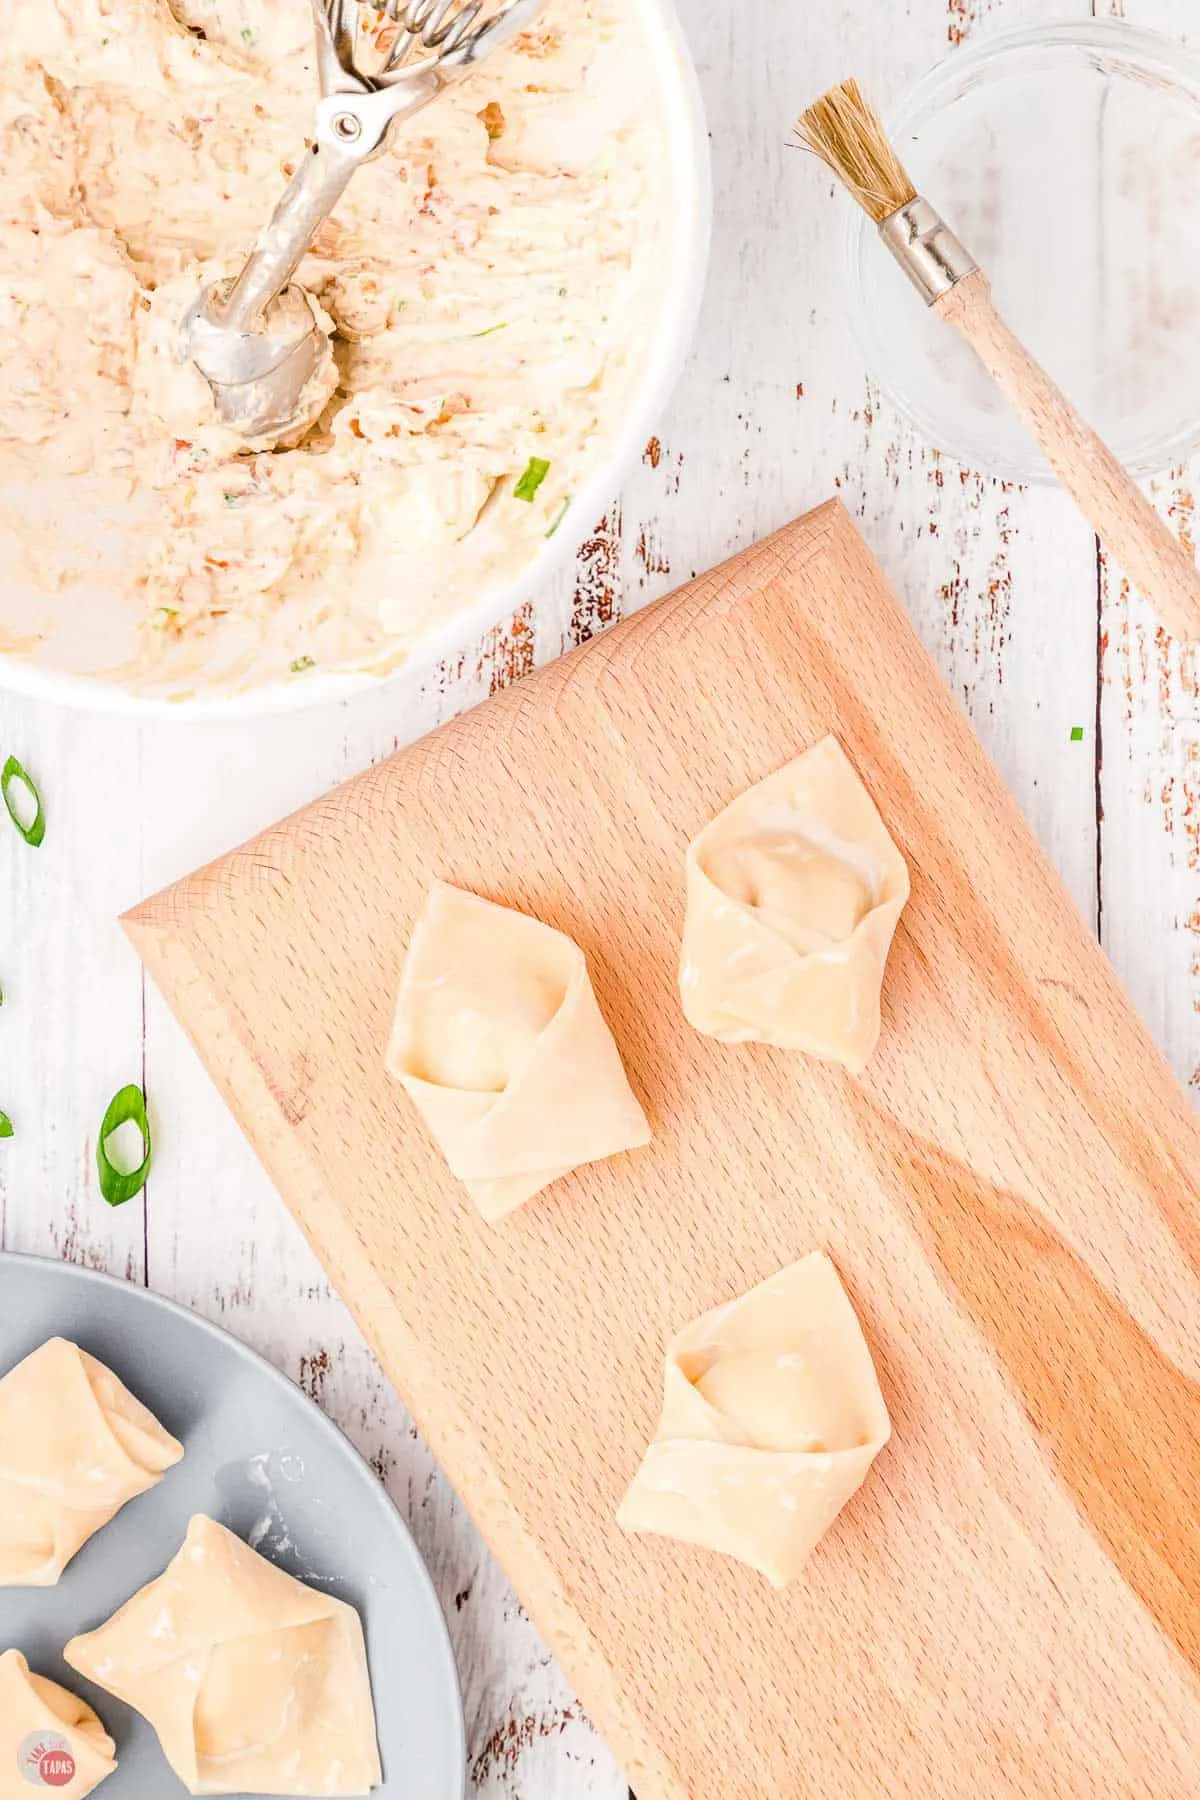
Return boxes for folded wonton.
[64,1515,381,1797]
[0,1337,184,1587]
[617,1252,891,1587]
[386,882,651,1220]
[0,1649,117,1800]
[679,736,910,1072]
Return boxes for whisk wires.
[795,79,916,225]
[345,0,532,79]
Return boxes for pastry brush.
[797,79,1200,643]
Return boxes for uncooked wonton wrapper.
[386,882,651,1220]
[679,736,910,1072]
[617,1252,891,1587]
[0,1648,117,1799]
[65,1515,381,1797]
[0,1336,183,1587]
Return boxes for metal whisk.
[183,0,548,445]
[357,0,532,75]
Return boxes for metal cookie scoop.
[183,0,548,445]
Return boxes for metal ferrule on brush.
[878,196,977,305]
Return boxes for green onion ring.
[1,757,45,847]
[97,1084,152,1206]
[0,1113,12,1139]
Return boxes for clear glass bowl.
[844,19,1200,482]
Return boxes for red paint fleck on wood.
[470,1708,577,1785]
[299,1348,330,1405]
[1155,626,1177,735]
[1167,479,1195,558]
[476,602,536,696]
[984,549,1013,670]
[1183,641,1200,705]
[635,524,670,578]
[570,504,623,644]
[947,0,978,46]
[941,563,965,631]
[52,1197,133,1274]
[1182,738,1200,874]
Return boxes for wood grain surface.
[124,502,1200,1800]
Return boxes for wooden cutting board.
[125,500,1200,1799]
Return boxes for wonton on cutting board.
[386,882,651,1220]
[618,1252,891,1587]
[679,736,910,1072]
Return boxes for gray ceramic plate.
[0,1253,466,1798]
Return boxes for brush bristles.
[795,79,916,225]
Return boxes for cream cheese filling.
[0,0,669,693]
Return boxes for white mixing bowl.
[0,0,710,720]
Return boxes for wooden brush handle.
[936,267,1200,642]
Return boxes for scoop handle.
[936,266,1200,643]
[219,138,358,335]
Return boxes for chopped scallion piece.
[546,497,571,538]
[2,757,44,847]
[1070,725,1085,742]
[0,1113,11,1139]
[514,457,550,503]
[290,655,315,674]
[97,1085,152,1207]
[471,322,508,339]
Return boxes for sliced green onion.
[470,322,508,339]
[546,497,571,538]
[0,1113,11,1139]
[290,655,315,674]
[2,757,44,847]
[1070,725,1084,742]
[97,1085,152,1207]
[514,457,550,503]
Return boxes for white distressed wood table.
[2,0,1197,1793]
